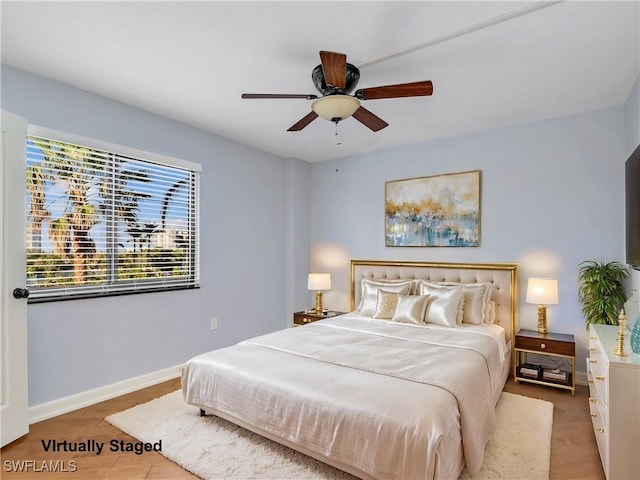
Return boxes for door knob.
[12,288,30,299]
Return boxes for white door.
[0,110,29,446]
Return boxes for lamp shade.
[526,278,558,305]
[308,273,331,291]
[311,95,360,121]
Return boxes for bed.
[182,260,518,480]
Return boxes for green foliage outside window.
[25,134,198,300]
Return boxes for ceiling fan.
[241,50,433,132]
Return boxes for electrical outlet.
[210,317,218,330]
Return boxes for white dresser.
[587,324,640,480]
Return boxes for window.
[25,128,200,302]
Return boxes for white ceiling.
[1,1,638,162]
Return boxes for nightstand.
[513,328,576,394]
[293,310,345,326]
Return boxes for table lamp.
[526,277,558,334]
[308,273,331,314]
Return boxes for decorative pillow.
[373,290,400,319]
[419,282,465,327]
[392,294,430,324]
[439,282,492,325]
[419,281,465,325]
[485,300,497,325]
[357,279,413,316]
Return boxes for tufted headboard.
[350,259,519,343]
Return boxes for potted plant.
[578,261,629,327]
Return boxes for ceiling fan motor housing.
[241,50,432,132]
[311,63,360,96]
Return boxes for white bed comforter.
[182,315,504,480]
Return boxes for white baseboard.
[28,364,183,424]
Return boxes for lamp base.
[315,291,323,315]
[537,305,548,334]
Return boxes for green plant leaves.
[578,261,629,326]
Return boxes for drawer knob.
[596,375,605,381]
[591,413,598,418]
[540,343,546,350]
[588,380,594,384]
[590,336,597,340]
[303,317,310,323]
[597,428,605,433]
[589,347,596,352]
[590,398,597,403]
[590,359,597,364]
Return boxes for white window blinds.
[26,133,200,301]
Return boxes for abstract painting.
[385,170,481,247]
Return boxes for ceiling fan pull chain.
[334,120,342,146]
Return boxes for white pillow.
[439,282,492,325]
[373,290,400,319]
[419,282,465,327]
[357,279,413,316]
[485,300,497,325]
[392,294,430,324]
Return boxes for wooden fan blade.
[352,106,389,132]
[287,111,319,131]
[319,51,346,89]
[356,81,433,100]
[242,93,317,99]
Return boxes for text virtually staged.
[3,438,163,473]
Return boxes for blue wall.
[308,105,629,373]
[2,63,637,406]
[1,65,311,406]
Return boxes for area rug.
[106,390,553,480]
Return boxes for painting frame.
[385,170,481,247]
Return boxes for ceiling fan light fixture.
[311,95,360,122]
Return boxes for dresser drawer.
[588,373,608,431]
[589,387,608,476]
[589,324,640,480]
[588,334,609,405]
[514,335,575,356]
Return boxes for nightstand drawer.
[515,335,575,356]
[293,310,346,326]
[294,314,316,325]
[513,329,576,394]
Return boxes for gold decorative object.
[526,278,559,334]
[537,305,548,334]
[614,308,627,357]
[308,273,331,315]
